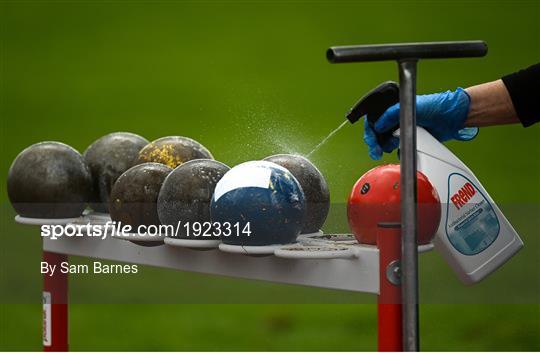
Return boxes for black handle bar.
[327,41,487,63]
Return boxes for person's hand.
[364,88,479,160]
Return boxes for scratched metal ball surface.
[263,154,330,233]
[211,161,306,246]
[83,132,149,213]
[109,163,172,229]
[7,141,92,218]
[157,159,230,238]
[137,136,213,169]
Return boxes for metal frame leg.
[377,222,403,352]
[43,251,69,352]
[398,59,419,352]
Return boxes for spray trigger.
[346,81,400,147]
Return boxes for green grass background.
[1,0,539,351]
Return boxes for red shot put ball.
[347,164,441,245]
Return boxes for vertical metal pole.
[398,59,419,351]
[43,251,69,352]
[377,222,403,352]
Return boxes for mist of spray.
[305,119,348,158]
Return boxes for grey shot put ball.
[109,162,172,229]
[137,136,213,169]
[263,154,330,233]
[84,132,149,213]
[7,141,93,218]
[158,159,230,238]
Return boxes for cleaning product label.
[445,173,500,255]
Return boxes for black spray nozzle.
[346,81,400,146]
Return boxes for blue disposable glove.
[364,88,479,160]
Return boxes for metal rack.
[17,41,489,352]
[18,212,433,352]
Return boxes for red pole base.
[377,223,403,352]
[43,251,68,352]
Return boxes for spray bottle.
[347,81,523,284]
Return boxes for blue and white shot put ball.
[210,161,306,246]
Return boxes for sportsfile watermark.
[3,202,539,304]
[40,221,252,240]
